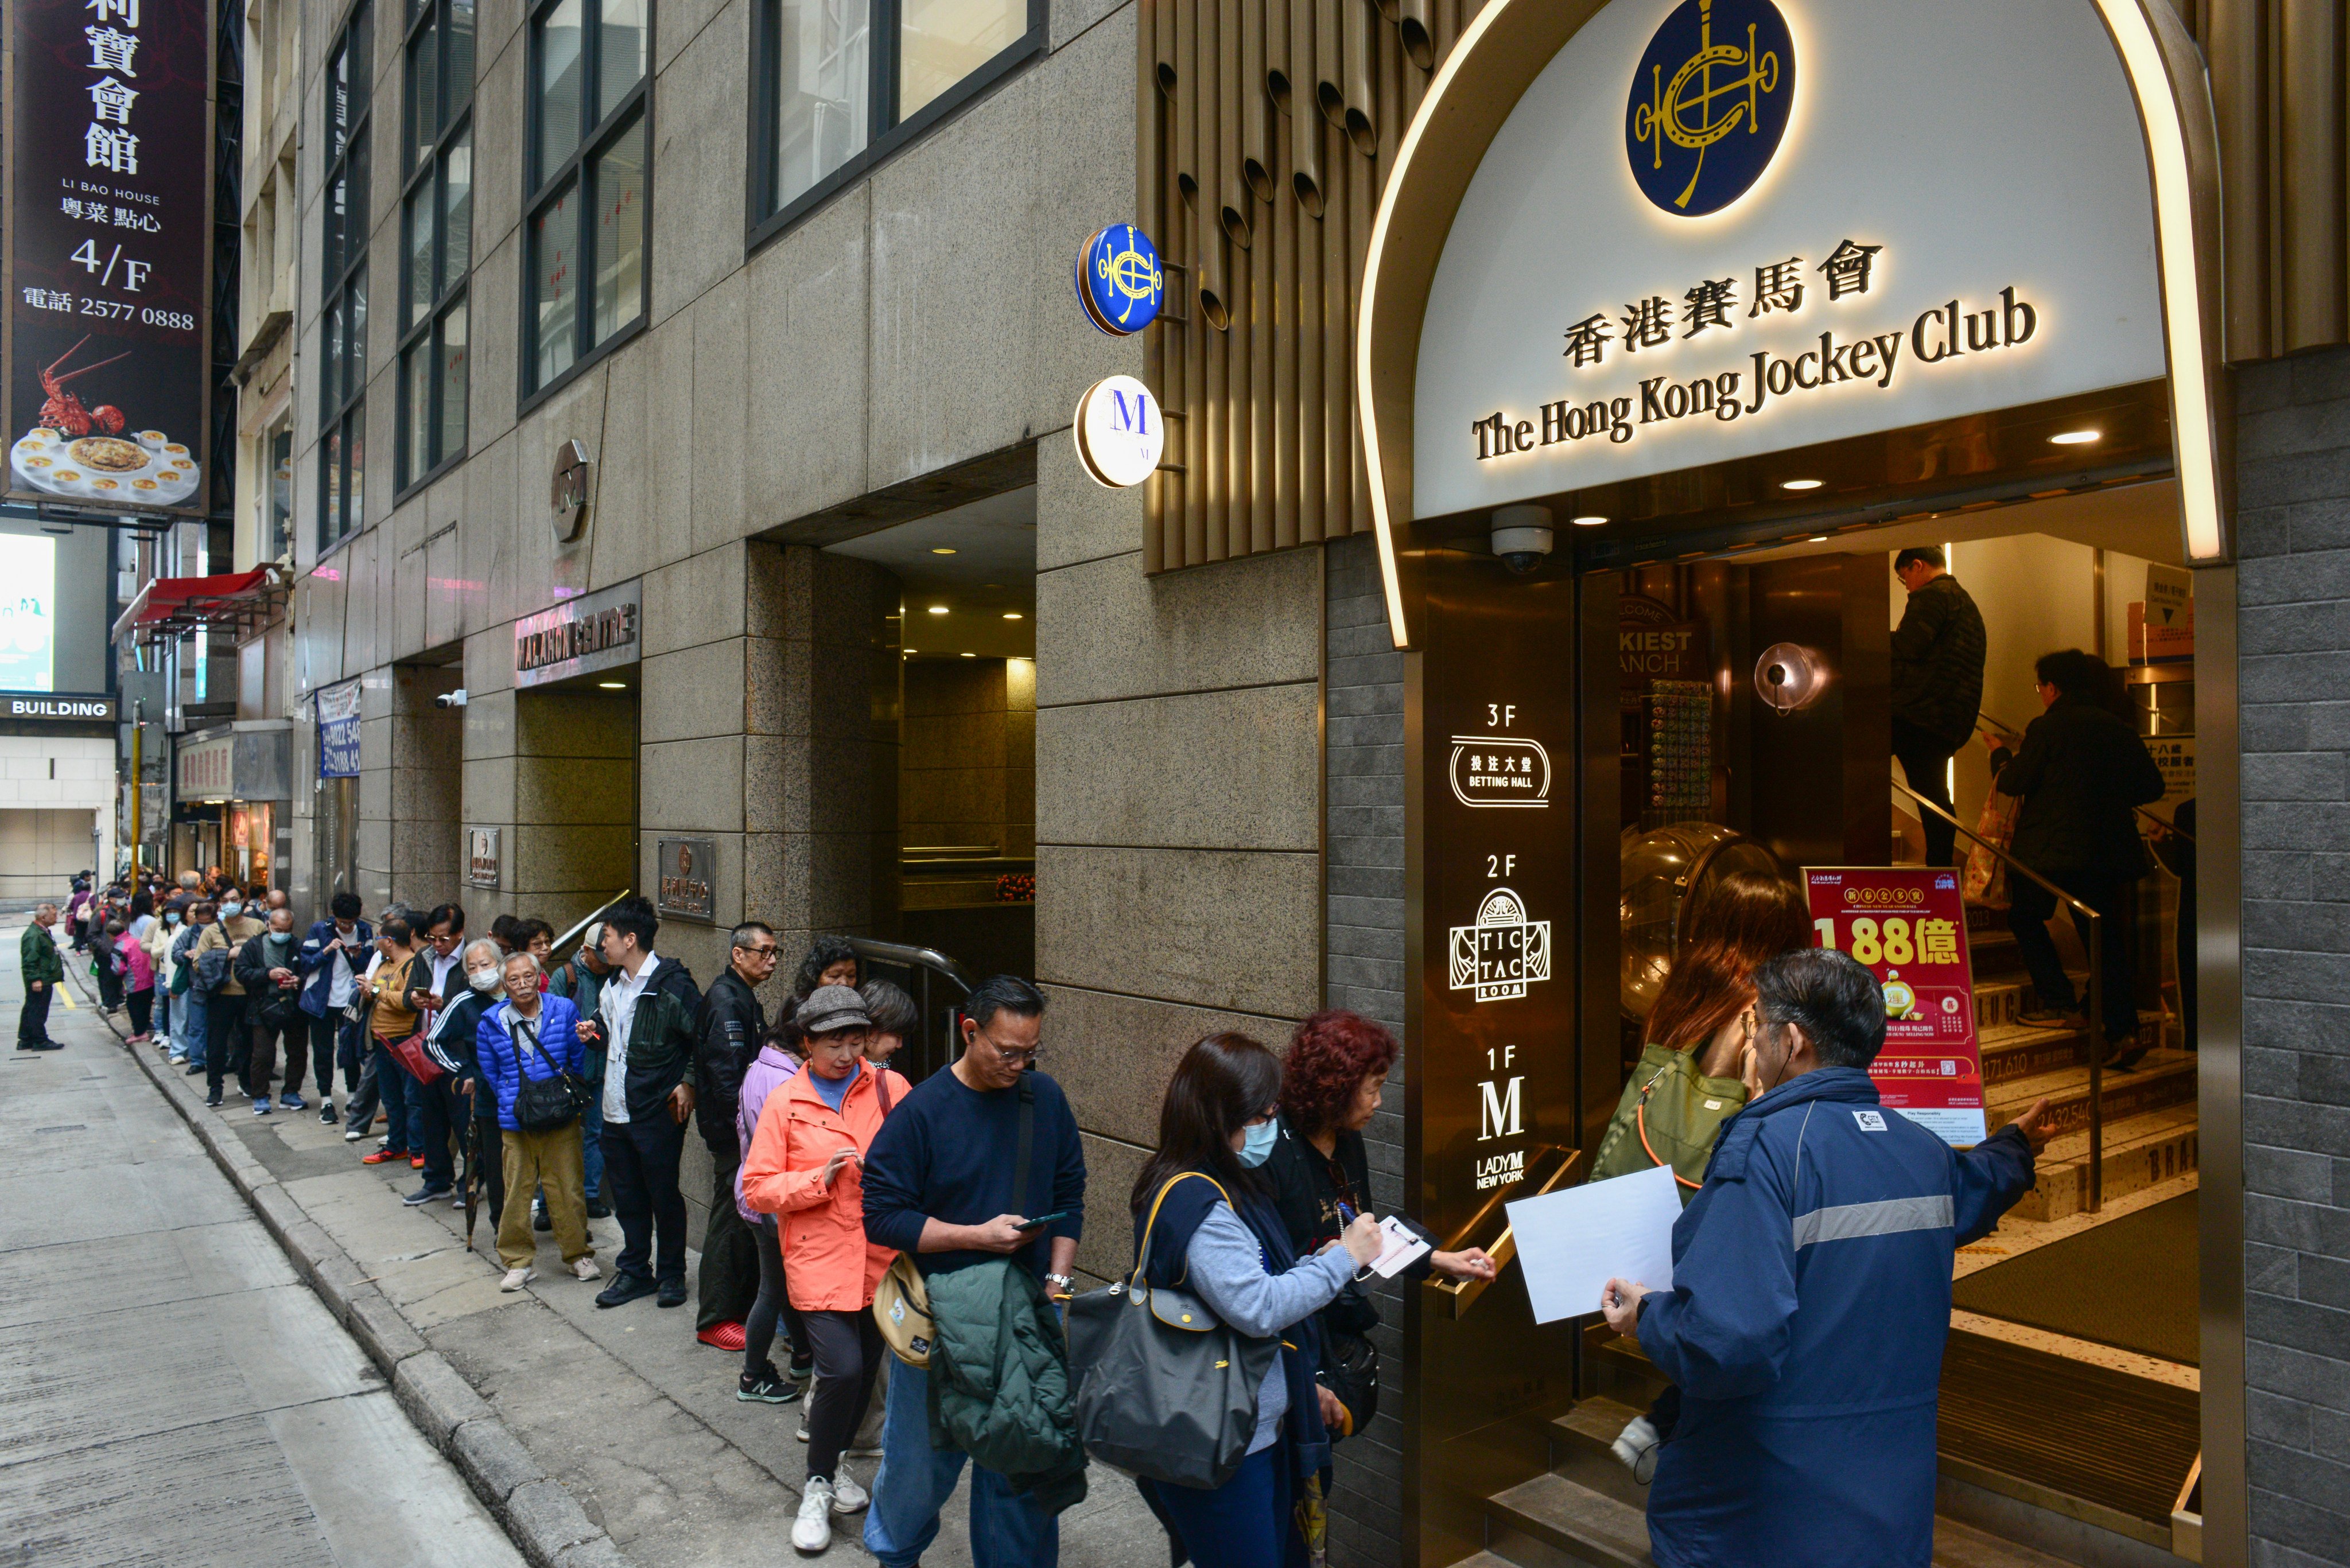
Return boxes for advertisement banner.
[5,0,211,517]
[1802,866,1987,1146]
[316,679,361,779]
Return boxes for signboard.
[176,731,232,800]
[514,578,640,687]
[2145,561,2192,628]
[174,724,291,803]
[0,536,57,689]
[2,690,116,721]
[656,836,716,923]
[1413,0,2166,517]
[316,678,360,778]
[5,0,212,517]
[549,438,591,542]
[1074,224,1163,336]
[466,826,500,889]
[1803,866,1986,1146]
[1073,375,1164,488]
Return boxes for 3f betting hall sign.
[5,0,212,518]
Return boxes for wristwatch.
[1044,1272,1076,1295]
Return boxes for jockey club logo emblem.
[1450,887,1552,1003]
[1627,0,1795,216]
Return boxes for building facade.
[239,1,2350,1566]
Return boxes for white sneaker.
[829,1469,868,1512]
[1611,1414,1661,1485]
[572,1256,601,1281]
[343,1126,366,1142]
[499,1266,535,1292]
[791,1478,833,1553]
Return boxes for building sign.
[316,678,360,779]
[1074,224,1163,336]
[2,690,116,721]
[1073,375,1164,488]
[5,0,212,517]
[1804,866,1986,1146]
[1450,886,1553,1003]
[514,578,640,688]
[174,724,290,803]
[466,827,500,889]
[549,438,591,543]
[177,732,231,800]
[1448,729,1551,808]
[1413,0,2166,517]
[655,836,716,923]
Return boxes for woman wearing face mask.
[146,903,182,1049]
[194,894,265,1108]
[1129,1034,1385,1568]
[418,939,511,1214]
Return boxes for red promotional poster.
[1801,866,1987,1146]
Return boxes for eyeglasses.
[973,1030,1040,1067]
[739,944,778,959]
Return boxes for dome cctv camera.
[1491,504,1555,575]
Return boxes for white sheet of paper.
[1368,1215,1432,1279]
[1505,1164,1682,1325]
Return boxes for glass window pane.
[590,116,644,347]
[350,3,374,106]
[441,129,472,292]
[403,344,430,481]
[268,429,292,559]
[349,133,371,263]
[408,16,437,170]
[347,410,367,532]
[348,265,370,391]
[446,0,476,122]
[331,44,351,156]
[537,0,584,178]
[325,172,344,284]
[405,183,434,324]
[323,426,343,538]
[597,0,646,122]
[898,0,1021,119]
[533,182,579,387]
[774,0,868,211]
[323,295,344,415]
[438,299,468,460]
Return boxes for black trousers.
[308,1013,351,1098]
[802,1309,885,1484]
[95,962,123,1011]
[416,1075,464,1193]
[204,993,249,1098]
[744,1215,811,1377]
[698,1153,762,1330]
[2009,873,2141,1042]
[469,1112,506,1228]
[17,983,53,1045]
[602,1111,688,1283]
[1891,715,1962,870]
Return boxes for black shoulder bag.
[511,1014,595,1133]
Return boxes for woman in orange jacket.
[739,985,909,1554]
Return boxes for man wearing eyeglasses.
[859,974,1085,1568]
[691,920,780,1348]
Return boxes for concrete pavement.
[0,925,529,1568]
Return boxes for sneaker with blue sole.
[401,1185,450,1207]
[253,1098,271,1116]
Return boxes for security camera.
[1491,504,1555,575]
[434,688,468,709]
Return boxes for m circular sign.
[1072,375,1164,488]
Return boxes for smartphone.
[1015,1211,1069,1231]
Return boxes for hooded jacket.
[601,955,702,1121]
[296,919,374,1018]
[732,1042,803,1221]
[234,928,304,1022]
[738,1057,907,1310]
[1635,1068,2035,1568]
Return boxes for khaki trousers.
[498,1123,592,1269]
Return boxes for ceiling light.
[903,649,916,655]
[1571,515,1607,527]
[2049,429,2100,445]
[1003,612,1023,620]
[960,652,976,658]
[1781,478,1823,491]
[597,681,626,689]
[931,546,958,554]
[927,605,949,615]
[1809,535,1828,543]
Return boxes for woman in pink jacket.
[739,985,909,1554]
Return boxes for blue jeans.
[864,1355,1058,1568]
[172,990,205,1061]
[372,1040,425,1152]
[1145,1442,1291,1568]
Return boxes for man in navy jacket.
[295,893,372,1123]
[1603,948,2051,1568]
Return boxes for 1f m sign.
[1479,1076,1524,1141]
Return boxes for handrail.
[551,889,631,956]
[1890,779,2104,1211]
[1424,1146,1580,1320]
[845,937,976,1084]
[844,936,975,994]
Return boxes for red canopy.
[110,567,275,643]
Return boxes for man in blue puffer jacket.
[476,951,599,1291]
[1603,948,2051,1568]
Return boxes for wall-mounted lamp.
[1753,643,1826,715]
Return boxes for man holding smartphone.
[587,897,704,1310]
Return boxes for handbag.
[1588,1042,1747,1194]
[1966,783,2023,908]
[511,1015,592,1132]
[386,1031,445,1086]
[1065,1171,1282,1491]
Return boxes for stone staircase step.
[1487,1472,1654,1568]
[2008,1103,2200,1221]
[1549,1398,1652,1511]
[1983,1054,2196,1137]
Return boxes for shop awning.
[110,567,278,645]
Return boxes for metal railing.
[1890,780,2108,1211]
[550,890,631,957]
[846,936,976,1085]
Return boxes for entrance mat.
[1952,1193,2198,1366]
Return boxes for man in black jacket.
[1890,547,1987,870]
[586,897,704,1309]
[1988,649,2166,1068]
[692,920,779,1345]
[421,938,510,1216]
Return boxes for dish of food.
[69,436,146,472]
[11,426,201,505]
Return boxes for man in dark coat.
[1890,546,1987,870]
[18,903,64,1050]
[1987,648,2167,1065]
[1604,950,2049,1568]
[690,920,778,1344]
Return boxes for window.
[320,5,373,548]
[266,424,293,562]
[397,0,475,488]
[523,0,648,398]
[752,0,1036,235]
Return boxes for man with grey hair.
[17,902,63,1050]
[691,919,780,1347]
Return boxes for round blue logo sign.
[1626,0,1794,217]
[1075,224,1164,337]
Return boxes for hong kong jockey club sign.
[1627,0,1793,217]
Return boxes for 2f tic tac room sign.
[1412,0,2168,517]
[3,0,212,519]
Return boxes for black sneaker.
[319,1103,338,1125]
[595,1272,659,1309]
[789,1354,815,1383]
[533,1201,552,1232]
[585,1199,612,1219]
[204,1091,223,1108]
[737,1367,803,1404]
[657,1278,688,1309]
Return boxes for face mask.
[468,967,501,992]
[219,902,243,919]
[165,912,181,925]
[1237,1119,1279,1168]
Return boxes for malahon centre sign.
[1408,0,2169,519]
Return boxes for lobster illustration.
[35,336,130,438]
